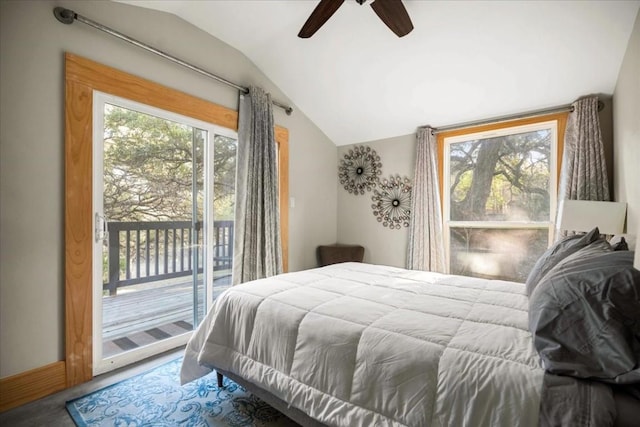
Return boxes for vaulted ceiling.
[116,1,639,145]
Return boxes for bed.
[181,230,640,426]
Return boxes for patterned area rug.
[66,357,299,427]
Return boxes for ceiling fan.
[298,0,414,38]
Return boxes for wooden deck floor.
[101,274,231,357]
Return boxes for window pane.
[213,135,237,221]
[212,134,236,299]
[103,103,197,223]
[449,129,551,221]
[449,228,549,282]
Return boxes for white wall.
[0,0,337,378]
[613,10,640,235]
[337,134,415,268]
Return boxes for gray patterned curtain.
[558,96,610,202]
[406,127,446,272]
[232,86,282,285]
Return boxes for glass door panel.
[211,135,236,301]
[93,93,236,374]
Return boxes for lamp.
[557,200,627,235]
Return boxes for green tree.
[449,130,551,222]
[102,105,237,222]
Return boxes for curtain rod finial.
[54,7,76,25]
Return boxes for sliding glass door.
[92,92,236,374]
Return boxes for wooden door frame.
[65,53,289,386]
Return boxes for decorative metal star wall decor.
[371,175,412,229]
[338,145,382,195]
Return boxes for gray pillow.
[529,249,640,383]
[525,227,601,295]
[613,237,629,251]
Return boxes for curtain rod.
[425,100,604,134]
[53,7,293,115]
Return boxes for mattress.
[181,262,545,426]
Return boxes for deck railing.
[104,220,233,296]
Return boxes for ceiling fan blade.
[298,0,346,38]
[370,0,414,37]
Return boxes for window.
[438,114,567,282]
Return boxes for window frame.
[437,113,568,276]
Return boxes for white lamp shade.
[557,200,627,235]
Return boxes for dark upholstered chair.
[316,244,365,267]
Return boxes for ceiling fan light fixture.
[370,0,414,37]
[298,0,346,38]
[298,0,414,39]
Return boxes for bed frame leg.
[216,371,224,388]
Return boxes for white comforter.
[181,262,544,427]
